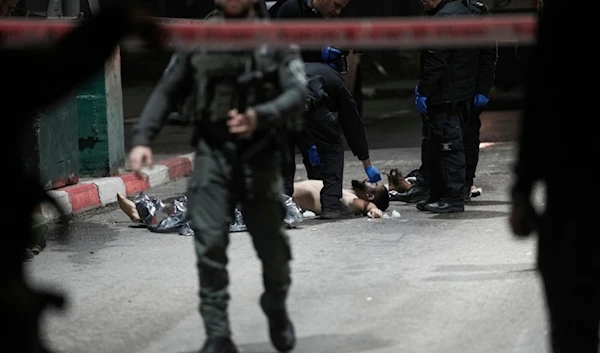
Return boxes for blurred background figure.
[509,0,599,352]
[1,1,159,351]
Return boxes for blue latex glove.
[416,96,428,114]
[321,46,342,63]
[307,145,321,166]
[473,94,489,108]
[365,165,382,183]
[414,84,420,96]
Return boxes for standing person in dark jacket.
[1,3,159,352]
[395,0,496,205]
[271,0,351,182]
[282,62,381,219]
[462,0,497,201]
[509,1,599,352]
[411,0,478,213]
[271,0,350,62]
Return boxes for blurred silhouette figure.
[509,1,599,352]
[0,2,159,351]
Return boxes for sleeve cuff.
[131,134,151,147]
[254,104,280,129]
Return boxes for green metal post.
[77,47,126,177]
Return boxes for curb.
[37,152,195,221]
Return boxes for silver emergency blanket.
[283,195,303,229]
[134,193,191,235]
[132,192,303,236]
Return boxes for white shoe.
[470,185,482,198]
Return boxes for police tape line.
[0,14,537,50]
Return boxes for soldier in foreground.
[128,1,307,352]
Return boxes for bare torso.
[292,180,363,215]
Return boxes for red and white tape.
[0,14,537,50]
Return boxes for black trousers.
[463,106,481,188]
[281,130,322,197]
[282,106,345,213]
[416,115,431,188]
[417,103,478,192]
[313,150,343,213]
[421,102,467,203]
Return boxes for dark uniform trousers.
[282,130,321,197]
[306,105,344,212]
[417,103,477,194]
[421,102,468,203]
[188,138,293,338]
[463,106,481,189]
[307,105,345,213]
[282,106,344,214]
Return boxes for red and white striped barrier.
[0,14,537,50]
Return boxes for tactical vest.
[188,45,303,133]
[181,10,304,137]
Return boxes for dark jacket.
[418,0,479,105]
[462,0,498,96]
[272,0,325,63]
[304,62,369,160]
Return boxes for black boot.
[199,337,238,353]
[416,199,435,211]
[425,200,464,213]
[392,185,430,203]
[260,294,296,352]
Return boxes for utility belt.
[426,99,470,115]
[192,119,288,202]
[192,119,281,164]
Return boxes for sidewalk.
[37,151,195,221]
[37,121,197,221]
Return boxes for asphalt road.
[25,109,551,353]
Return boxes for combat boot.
[416,199,436,211]
[260,294,296,352]
[199,337,238,353]
[425,200,464,213]
[392,185,430,203]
